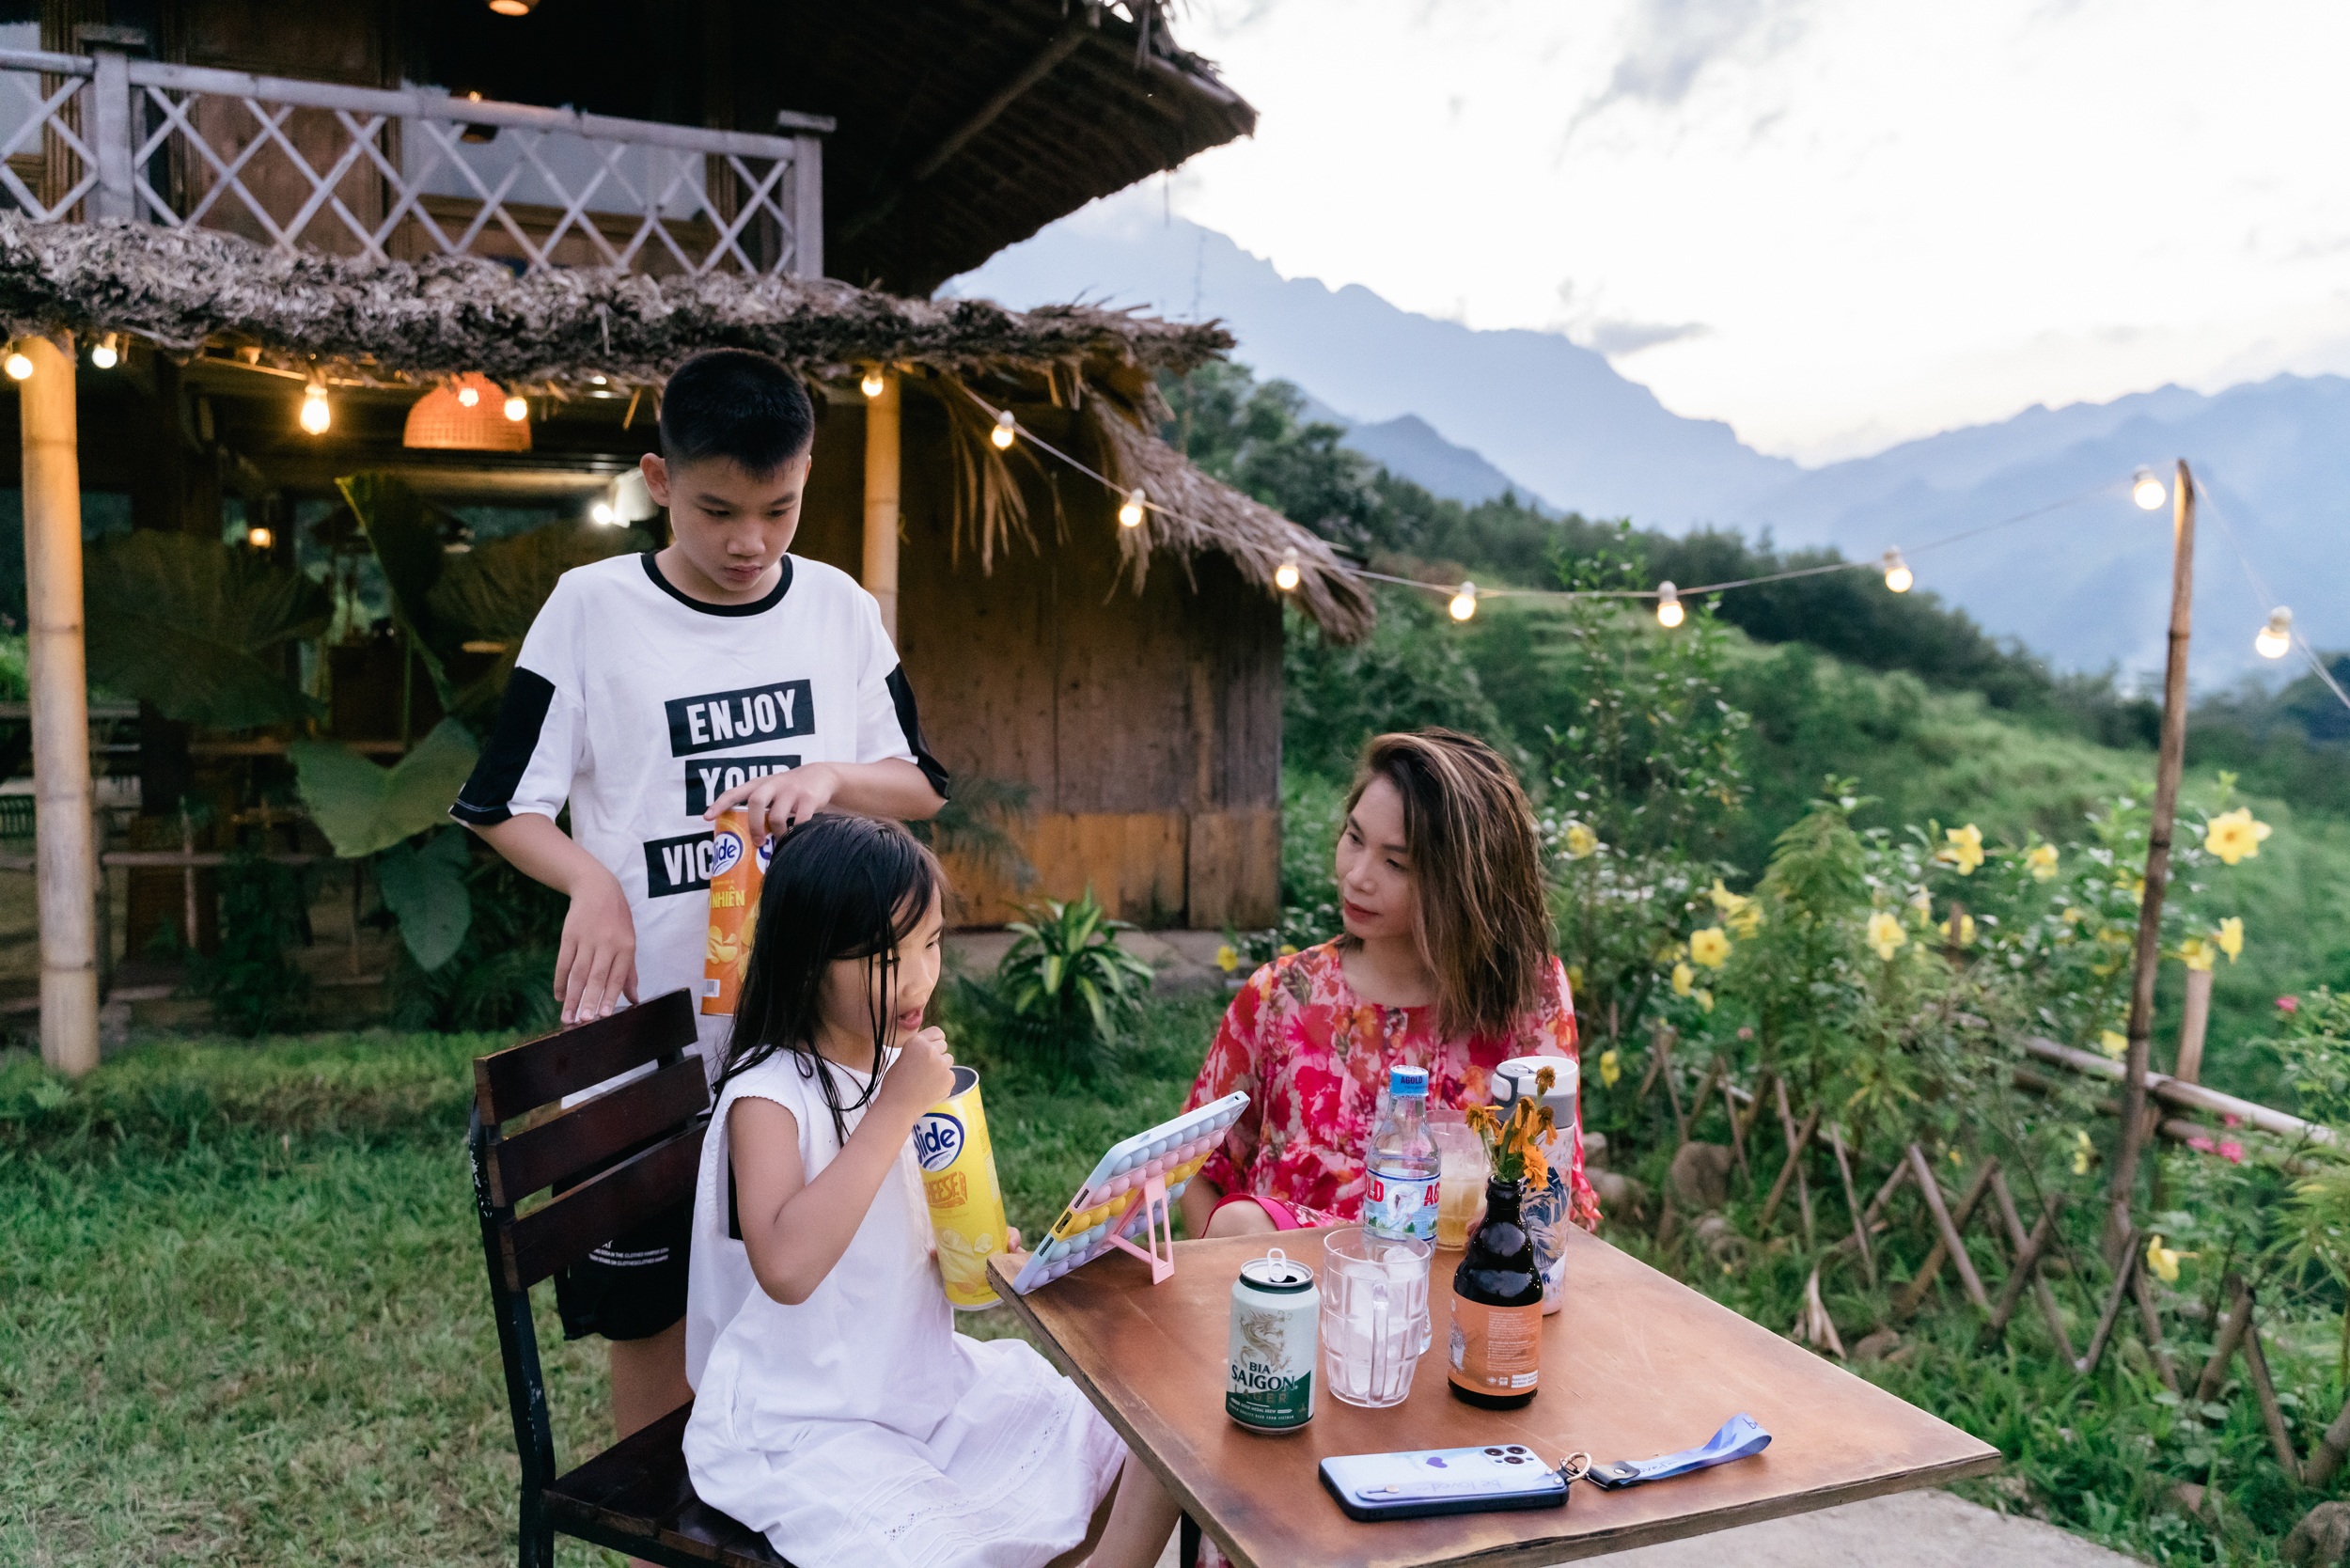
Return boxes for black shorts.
[553,1196,693,1342]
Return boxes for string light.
[2256,606,2294,660]
[502,393,528,423]
[247,525,274,550]
[88,333,118,369]
[4,346,31,381]
[487,0,539,13]
[1275,546,1302,592]
[2133,467,2168,511]
[991,409,1017,450]
[860,366,886,400]
[299,380,331,435]
[1655,581,1684,628]
[1449,581,1478,621]
[1881,548,1913,593]
[590,501,616,526]
[1119,489,1146,528]
[456,382,479,408]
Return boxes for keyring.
[1557,1451,1592,1484]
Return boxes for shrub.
[981,888,1155,1082]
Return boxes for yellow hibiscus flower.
[1937,911,1977,947]
[2179,936,2214,972]
[2144,1233,2193,1285]
[2201,808,2272,867]
[1695,988,1715,1014]
[2072,1129,2095,1174]
[1214,944,1240,974]
[1564,822,1600,860]
[1689,927,1732,969]
[2099,1030,2128,1058]
[1935,823,1986,875]
[1671,962,1696,997]
[1865,910,1907,961]
[2027,843,2060,881]
[2217,917,2244,962]
[1598,1048,1621,1089]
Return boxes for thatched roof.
[0,216,1372,640]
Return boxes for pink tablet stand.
[1104,1171,1177,1284]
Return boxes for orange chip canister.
[701,809,770,1015]
[912,1065,1010,1309]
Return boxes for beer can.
[701,809,771,1016]
[912,1065,1011,1310]
[1227,1247,1318,1432]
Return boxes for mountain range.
[949,200,2344,687]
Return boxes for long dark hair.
[717,813,945,1147]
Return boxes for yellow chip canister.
[700,808,770,1016]
[912,1064,1011,1309]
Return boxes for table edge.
[986,1255,2003,1568]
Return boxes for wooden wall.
[794,390,1283,929]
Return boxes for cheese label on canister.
[914,1065,1010,1310]
[701,810,771,1015]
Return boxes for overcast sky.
[1154,0,2350,463]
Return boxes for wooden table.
[988,1227,1998,1567]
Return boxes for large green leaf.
[288,718,480,859]
[83,533,329,728]
[376,828,474,971]
[339,471,644,729]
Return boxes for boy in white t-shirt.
[451,347,948,1454]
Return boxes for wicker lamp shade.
[404,373,531,451]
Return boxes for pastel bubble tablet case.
[1009,1090,1249,1294]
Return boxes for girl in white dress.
[682,814,1178,1568]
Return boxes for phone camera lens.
[1483,1448,1504,1456]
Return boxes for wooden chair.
[468,988,788,1568]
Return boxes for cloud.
[1583,0,1812,116]
[1584,319,1713,355]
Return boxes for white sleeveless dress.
[682,1050,1126,1568]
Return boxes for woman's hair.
[1345,729,1551,1039]
[717,812,945,1147]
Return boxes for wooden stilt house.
[0,1,1372,1072]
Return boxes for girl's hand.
[877,1025,957,1123]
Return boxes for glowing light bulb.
[590,501,616,526]
[1655,581,1684,629]
[589,373,607,386]
[1274,546,1302,592]
[990,409,1016,450]
[1882,548,1913,594]
[247,525,274,550]
[1449,582,1478,622]
[456,383,479,408]
[1119,489,1146,528]
[299,384,331,434]
[487,0,538,14]
[89,334,118,369]
[503,394,528,422]
[2256,605,2294,660]
[2132,467,2167,511]
[860,367,885,399]
[4,349,32,381]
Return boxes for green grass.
[0,1010,1222,1568]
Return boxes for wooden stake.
[1829,1124,1873,1285]
[1794,1266,1844,1359]
[22,335,97,1075]
[1723,1073,1754,1187]
[2108,458,2197,1251]
[1901,1147,1992,1313]
[2131,1262,2181,1394]
[2303,1389,2350,1490]
[2194,1277,2252,1407]
[1982,1177,2072,1358]
[1760,1100,1819,1236]
[2174,966,2214,1087]
[1684,1056,1725,1152]
[2077,1227,2140,1376]
[861,370,902,644]
[1772,1080,1817,1247]
[2238,1294,2300,1476]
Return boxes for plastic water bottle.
[1364,1065,1439,1243]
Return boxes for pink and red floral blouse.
[1183,940,1602,1232]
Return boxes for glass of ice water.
[1320,1227,1434,1408]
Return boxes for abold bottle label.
[1448,1292,1543,1396]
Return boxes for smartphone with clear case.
[1319,1442,1572,1521]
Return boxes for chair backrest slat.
[497,1122,708,1293]
[474,989,698,1124]
[487,1055,712,1209]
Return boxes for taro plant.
[987,888,1155,1081]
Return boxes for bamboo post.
[861,370,901,644]
[1982,1173,2073,1358]
[2131,1264,2182,1394]
[23,335,97,1075]
[2077,1227,2140,1376]
[1759,1098,1818,1236]
[1899,1147,1993,1314]
[2174,966,2214,1086]
[2195,1277,2253,1406]
[1723,1073,1753,1187]
[1828,1124,1874,1285]
[2239,1297,2300,1475]
[2305,1389,2350,1490]
[1771,1079,1816,1246]
[2109,458,2196,1251]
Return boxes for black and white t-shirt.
[452,552,948,1052]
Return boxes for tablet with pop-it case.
[1008,1090,1250,1295]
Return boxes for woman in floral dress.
[1178,729,1601,1239]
